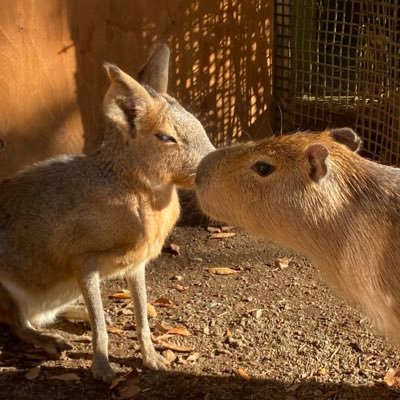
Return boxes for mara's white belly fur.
[1,277,81,326]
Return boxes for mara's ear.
[103,63,153,138]
[330,127,362,152]
[306,144,329,183]
[138,43,170,93]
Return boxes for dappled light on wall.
[167,0,273,147]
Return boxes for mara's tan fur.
[196,128,400,345]
[0,44,214,382]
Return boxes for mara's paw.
[42,335,73,359]
[143,351,170,371]
[91,360,116,383]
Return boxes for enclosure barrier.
[274,0,400,165]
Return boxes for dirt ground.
[1,225,400,400]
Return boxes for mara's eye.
[155,133,177,143]
[251,161,275,177]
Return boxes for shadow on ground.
[0,360,399,400]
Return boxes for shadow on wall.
[167,0,274,147]
[0,1,273,180]
[66,0,274,152]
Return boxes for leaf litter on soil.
[209,232,236,239]
[162,243,180,255]
[154,324,191,337]
[110,370,140,399]
[109,290,131,300]
[147,303,157,318]
[237,368,252,380]
[107,325,125,335]
[384,368,400,387]
[153,297,174,307]
[207,226,221,234]
[156,341,194,353]
[207,267,240,275]
[25,366,41,380]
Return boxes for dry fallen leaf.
[175,284,189,292]
[153,324,191,337]
[154,323,170,334]
[118,383,140,399]
[48,373,81,382]
[237,368,252,380]
[162,243,180,255]
[322,390,339,399]
[186,352,200,362]
[121,308,134,316]
[207,267,239,276]
[207,226,221,233]
[166,326,192,337]
[153,297,174,308]
[285,383,301,392]
[157,341,194,353]
[162,349,177,364]
[152,333,174,342]
[225,329,232,338]
[147,303,157,318]
[274,257,291,269]
[110,372,132,390]
[317,367,328,376]
[107,325,124,335]
[221,226,235,232]
[384,368,400,387]
[209,232,236,239]
[109,290,131,300]
[25,366,41,380]
[111,370,141,399]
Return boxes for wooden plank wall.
[0,0,273,180]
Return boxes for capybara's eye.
[252,161,275,177]
[155,132,177,143]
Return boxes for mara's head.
[102,44,214,188]
[195,128,362,244]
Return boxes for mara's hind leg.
[13,321,73,359]
[59,305,112,325]
[0,283,72,358]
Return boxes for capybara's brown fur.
[196,128,400,344]
[0,44,214,382]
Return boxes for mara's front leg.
[76,267,116,383]
[127,262,169,370]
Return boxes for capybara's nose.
[195,150,214,187]
[195,149,223,188]
[195,161,208,188]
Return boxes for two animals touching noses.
[0,44,399,383]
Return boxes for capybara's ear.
[331,127,362,152]
[306,143,329,183]
[138,43,170,94]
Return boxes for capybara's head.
[196,128,362,246]
[103,44,214,188]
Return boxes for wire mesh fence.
[274,0,400,165]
